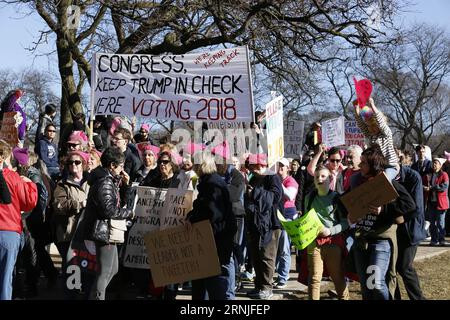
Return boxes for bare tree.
[2,0,405,135]
[361,24,450,149]
[0,68,58,146]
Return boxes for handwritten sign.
[284,120,304,158]
[266,96,284,167]
[91,46,254,122]
[344,120,366,148]
[340,172,399,224]
[321,116,345,148]
[0,112,19,147]
[144,220,221,287]
[159,188,193,230]
[277,209,323,250]
[123,187,167,269]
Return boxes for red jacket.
[428,171,449,211]
[0,168,38,233]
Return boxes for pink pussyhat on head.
[68,130,88,145]
[444,151,450,162]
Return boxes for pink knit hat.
[68,151,90,164]
[140,124,150,132]
[444,151,450,162]
[68,130,88,145]
[12,147,29,166]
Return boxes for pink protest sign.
[353,77,373,108]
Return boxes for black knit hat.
[45,103,57,114]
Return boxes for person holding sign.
[82,147,136,300]
[304,166,349,300]
[349,145,416,300]
[186,153,237,300]
[352,98,399,181]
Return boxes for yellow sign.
[277,209,323,250]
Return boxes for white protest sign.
[123,187,167,269]
[91,46,254,122]
[321,116,345,148]
[284,120,304,158]
[344,120,366,148]
[266,96,284,168]
[159,188,193,231]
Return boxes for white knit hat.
[433,157,446,166]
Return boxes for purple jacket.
[2,92,26,140]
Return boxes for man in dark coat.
[394,165,427,300]
[244,154,283,300]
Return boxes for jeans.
[0,231,21,300]
[92,243,119,300]
[429,208,446,244]
[275,230,291,283]
[192,255,235,300]
[233,216,246,274]
[353,239,391,300]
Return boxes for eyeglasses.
[67,160,82,166]
[67,143,80,148]
[329,159,342,163]
[158,160,170,165]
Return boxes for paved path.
[23,239,450,300]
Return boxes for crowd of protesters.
[0,91,449,301]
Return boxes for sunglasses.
[67,160,82,166]
[329,159,342,163]
[158,160,170,165]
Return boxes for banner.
[159,188,193,230]
[266,96,284,167]
[284,120,304,158]
[144,220,221,287]
[345,120,365,148]
[91,46,254,122]
[321,116,345,148]
[277,209,323,250]
[123,187,167,269]
[0,112,19,147]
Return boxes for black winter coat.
[83,167,133,243]
[187,173,236,265]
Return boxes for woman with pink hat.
[52,150,90,297]
[135,143,159,184]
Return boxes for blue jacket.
[397,165,427,245]
[37,137,59,168]
[411,159,432,177]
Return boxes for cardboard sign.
[144,220,221,287]
[353,77,373,108]
[0,112,19,147]
[340,172,399,223]
[123,187,167,269]
[344,120,366,148]
[277,209,323,250]
[284,120,304,158]
[91,46,254,122]
[266,96,284,167]
[321,116,345,148]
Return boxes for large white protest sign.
[91,46,254,122]
[266,96,284,168]
[284,120,304,158]
[123,187,167,269]
[321,116,345,148]
[345,120,366,148]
